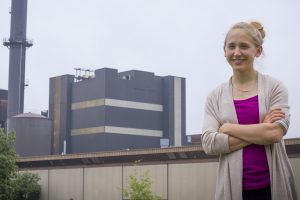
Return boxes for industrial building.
[49,68,186,154]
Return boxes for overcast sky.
[1,0,299,138]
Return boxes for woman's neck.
[232,70,257,84]
[231,70,258,100]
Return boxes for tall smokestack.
[3,0,33,121]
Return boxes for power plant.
[1,0,187,157]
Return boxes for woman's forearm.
[221,123,284,145]
[228,136,250,152]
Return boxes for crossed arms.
[220,108,285,152]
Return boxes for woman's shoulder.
[260,72,278,81]
[259,72,286,88]
[207,81,229,100]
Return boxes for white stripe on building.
[71,126,163,137]
[174,77,182,146]
[72,98,163,112]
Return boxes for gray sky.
[1,0,299,138]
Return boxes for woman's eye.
[240,44,249,49]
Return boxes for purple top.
[233,95,270,190]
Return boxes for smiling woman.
[201,21,298,200]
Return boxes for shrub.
[12,172,41,200]
[122,161,162,200]
[0,128,41,200]
[0,128,17,200]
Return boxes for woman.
[201,21,298,200]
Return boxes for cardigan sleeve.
[201,94,230,155]
[269,80,290,135]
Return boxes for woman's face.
[224,28,262,72]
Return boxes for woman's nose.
[234,47,242,56]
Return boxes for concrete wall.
[49,168,83,200]
[30,170,49,200]
[168,162,217,200]
[290,158,300,192]
[27,158,300,200]
[84,166,122,200]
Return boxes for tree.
[12,172,41,200]
[122,161,162,200]
[0,128,41,200]
[0,128,17,200]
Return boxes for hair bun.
[250,21,265,39]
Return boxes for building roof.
[13,112,47,119]
[17,138,300,169]
[18,145,215,168]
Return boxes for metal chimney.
[3,0,33,121]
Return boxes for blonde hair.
[224,21,266,48]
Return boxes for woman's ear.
[256,46,263,57]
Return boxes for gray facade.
[0,89,8,128]
[8,113,52,157]
[49,75,74,155]
[49,68,186,154]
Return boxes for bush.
[12,172,41,200]
[0,128,41,200]
[0,128,17,200]
[122,161,162,200]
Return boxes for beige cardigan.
[202,72,298,200]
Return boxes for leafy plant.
[122,160,162,200]
[0,128,17,200]
[0,128,41,200]
[12,172,41,200]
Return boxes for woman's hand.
[219,123,230,134]
[263,108,285,123]
[219,123,250,152]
